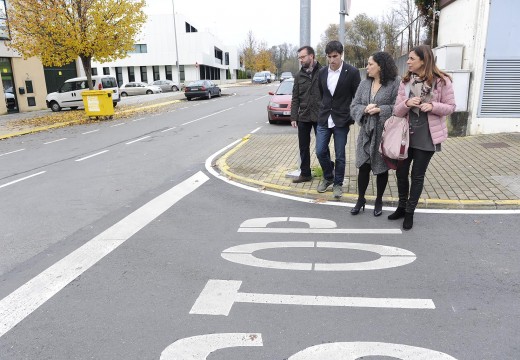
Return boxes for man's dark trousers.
[297,121,318,178]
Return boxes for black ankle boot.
[374,198,383,217]
[387,207,406,220]
[350,198,366,215]
[403,212,414,230]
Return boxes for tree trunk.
[80,55,93,90]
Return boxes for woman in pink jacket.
[388,45,456,230]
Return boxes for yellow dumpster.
[81,90,114,119]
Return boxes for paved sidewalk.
[217,126,520,210]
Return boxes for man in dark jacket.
[316,40,361,198]
[290,46,322,183]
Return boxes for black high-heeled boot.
[387,207,406,220]
[403,212,414,230]
[350,198,366,215]
[373,198,383,217]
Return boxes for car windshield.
[275,81,293,95]
[254,73,264,77]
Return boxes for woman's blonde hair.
[403,45,452,86]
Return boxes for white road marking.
[250,127,262,134]
[110,123,125,127]
[238,228,402,234]
[0,171,208,339]
[0,171,46,189]
[180,107,189,110]
[221,242,416,271]
[254,95,269,100]
[126,136,151,144]
[160,333,263,360]
[288,342,458,360]
[0,148,25,157]
[161,127,177,133]
[238,103,244,106]
[44,138,67,145]
[181,107,233,126]
[75,150,109,162]
[132,117,146,122]
[82,129,100,135]
[152,113,162,116]
[205,136,520,214]
[240,217,336,228]
[189,280,435,316]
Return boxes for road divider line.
[110,123,125,127]
[181,107,233,126]
[44,138,67,145]
[0,171,209,339]
[126,136,151,145]
[237,228,402,234]
[75,150,109,162]
[254,95,269,101]
[132,117,146,122]
[0,148,25,157]
[162,127,177,133]
[250,127,262,134]
[0,171,46,189]
[82,129,100,135]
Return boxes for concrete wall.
[11,57,47,112]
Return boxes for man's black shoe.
[292,175,313,183]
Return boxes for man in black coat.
[290,45,322,183]
[316,40,361,199]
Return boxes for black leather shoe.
[374,198,383,217]
[403,212,414,230]
[388,207,406,220]
[350,198,366,215]
[292,175,313,183]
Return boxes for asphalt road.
[0,84,518,359]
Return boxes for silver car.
[119,82,162,97]
[151,80,179,92]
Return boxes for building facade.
[86,12,241,88]
[437,0,520,135]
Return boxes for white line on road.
[238,103,244,106]
[44,138,67,144]
[238,228,402,234]
[254,95,269,100]
[75,150,109,162]
[250,127,262,134]
[189,280,435,316]
[181,107,233,126]
[0,148,25,157]
[162,127,177,133]
[0,171,46,189]
[133,117,146,122]
[110,123,125,127]
[126,136,151,144]
[82,129,100,135]
[0,171,209,339]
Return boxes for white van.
[46,75,120,112]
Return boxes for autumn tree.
[316,24,339,65]
[254,42,276,72]
[415,0,439,47]
[344,14,381,68]
[7,0,147,89]
[240,31,257,77]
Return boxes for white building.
[437,0,520,135]
[85,11,242,87]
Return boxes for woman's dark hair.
[403,45,452,85]
[370,51,398,86]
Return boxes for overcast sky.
[146,0,398,48]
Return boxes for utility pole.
[338,0,350,47]
[171,0,181,88]
[300,0,311,47]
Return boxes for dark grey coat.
[290,62,322,123]
[350,77,400,174]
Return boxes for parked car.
[184,80,221,100]
[119,82,162,97]
[46,75,120,112]
[279,72,293,82]
[151,79,179,92]
[267,78,293,124]
[252,72,269,84]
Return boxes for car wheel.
[218,89,222,97]
[186,97,192,101]
[268,114,275,124]
[121,92,128,97]
[113,102,118,107]
[50,101,61,112]
[70,106,78,110]
[172,86,179,92]
[207,91,212,99]
[146,90,153,95]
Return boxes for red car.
[267,79,293,124]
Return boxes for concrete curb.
[216,134,520,210]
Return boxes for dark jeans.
[316,124,350,186]
[396,147,435,213]
[297,121,317,177]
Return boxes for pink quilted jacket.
[394,77,456,145]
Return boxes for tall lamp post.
[171,0,181,88]
[338,0,351,46]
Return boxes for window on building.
[128,67,135,82]
[153,66,160,81]
[115,67,123,87]
[185,22,197,33]
[103,67,110,75]
[0,1,9,40]
[179,65,185,82]
[165,65,172,81]
[214,47,223,65]
[199,65,221,81]
[131,44,148,53]
[226,69,231,80]
[225,52,229,66]
[140,66,147,82]
[91,68,98,76]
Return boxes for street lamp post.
[171,0,181,88]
